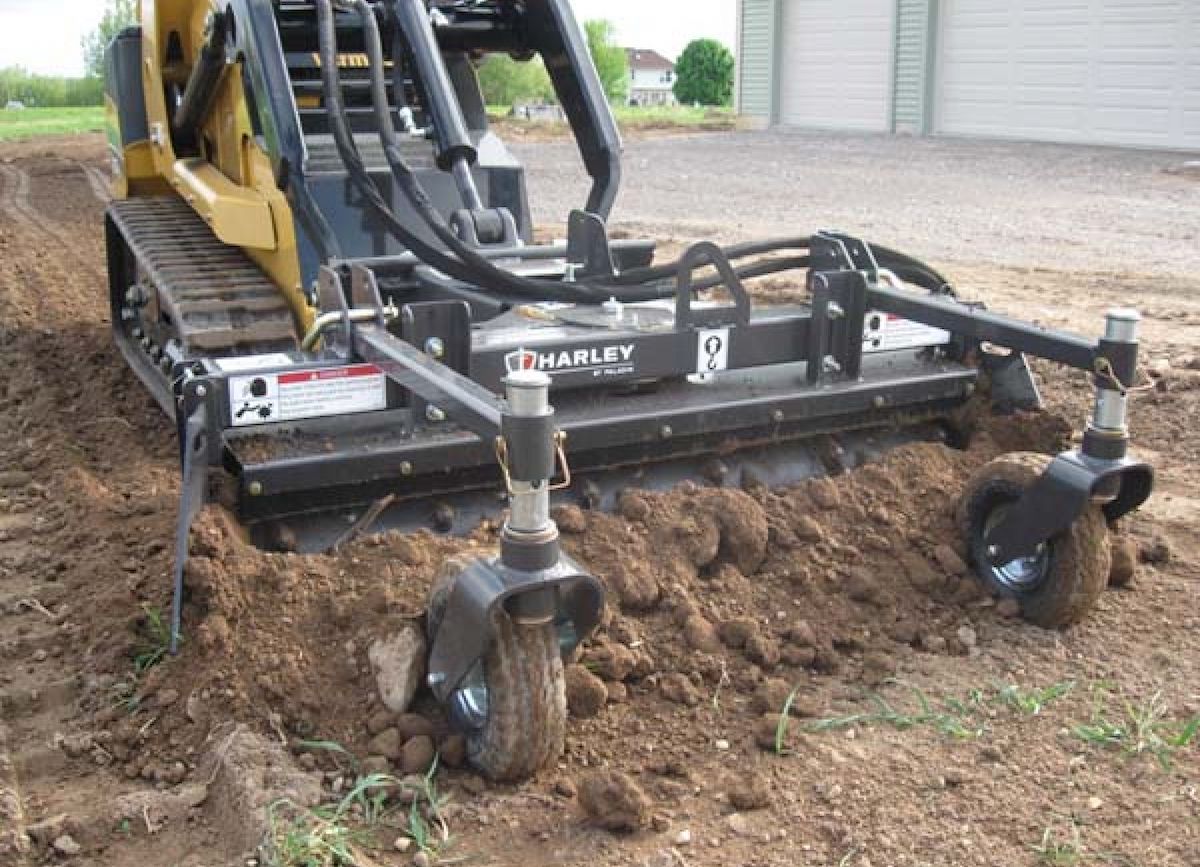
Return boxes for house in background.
[626,49,677,107]
[736,0,1199,150]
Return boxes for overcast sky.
[0,0,736,77]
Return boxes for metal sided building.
[735,0,1200,150]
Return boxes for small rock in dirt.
[808,478,840,510]
[438,735,466,769]
[1087,796,1103,811]
[788,620,818,648]
[843,568,880,604]
[606,681,629,703]
[793,516,825,543]
[727,774,771,811]
[996,598,1021,619]
[551,504,588,534]
[932,544,968,576]
[578,771,653,832]
[361,756,391,776]
[412,852,432,867]
[660,673,701,707]
[554,777,578,799]
[396,713,435,740]
[368,623,426,714]
[155,688,180,708]
[1147,358,1171,379]
[565,664,609,718]
[25,815,69,848]
[921,632,948,654]
[401,736,436,776]
[365,709,394,736]
[51,835,81,857]
[1108,536,1138,587]
[682,615,722,653]
[674,829,693,846]
[368,728,404,761]
[744,633,781,668]
[956,625,978,648]
[1139,535,1171,565]
[717,617,759,649]
[393,837,413,853]
[726,812,756,837]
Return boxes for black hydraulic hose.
[322,2,947,306]
[611,237,811,286]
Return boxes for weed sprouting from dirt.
[1031,826,1083,866]
[1072,685,1200,769]
[132,604,172,674]
[262,750,452,867]
[804,683,985,741]
[800,680,1081,745]
[994,681,1075,716]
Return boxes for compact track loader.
[104,0,1153,779]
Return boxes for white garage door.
[778,0,894,131]
[936,0,1200,150]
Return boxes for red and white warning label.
[228,364,387,427]
[863,312,950,354]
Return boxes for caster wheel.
[957,452,1111,628]
[427,569,567,781]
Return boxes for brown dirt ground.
[0,135,1197,867]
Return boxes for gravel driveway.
[514,130,1199,280]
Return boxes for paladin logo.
[505,344,636,377]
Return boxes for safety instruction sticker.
[228,364,387,427]
[696,328,730,374]
[863,312,950,354]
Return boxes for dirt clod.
[683,615,722,652]
[1109,535,1138,587]
[565,663,609,718]
[727,774,771,811]
[717,617,759,649]
[578,771,653,832]
[400,736,436,776]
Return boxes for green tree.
[82,0,138,79]
[476,55,556,107]
[673,38,734,106]
[583,20,628,104]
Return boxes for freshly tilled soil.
[0,134,1197,867]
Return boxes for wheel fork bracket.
[985,309,1154,565]
[425,367,605,703]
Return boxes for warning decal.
[863,312,951,354]
[229,364,387,427]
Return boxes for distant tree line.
[0,68,104,108]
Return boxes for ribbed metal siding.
[893,0,932,133]
[739,0,777,119]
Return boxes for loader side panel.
[104,26,158,198]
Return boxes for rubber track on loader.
[108,197,298,354]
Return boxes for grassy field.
[0,106,105,142]
[489,103,737,132]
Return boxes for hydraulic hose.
[319,1,947,305]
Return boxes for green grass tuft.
[1073,686,1200,769]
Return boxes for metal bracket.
[566,209,616,278]
[675,241,751,329]
[983,350,1042,413]
[810,230,880,282]
[426,555,604,702]
[985,450,1154,563]
[806,269,868,385]
[170,382,215,654]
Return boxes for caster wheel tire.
[426,568,567,782]
[957,452,1111,628]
